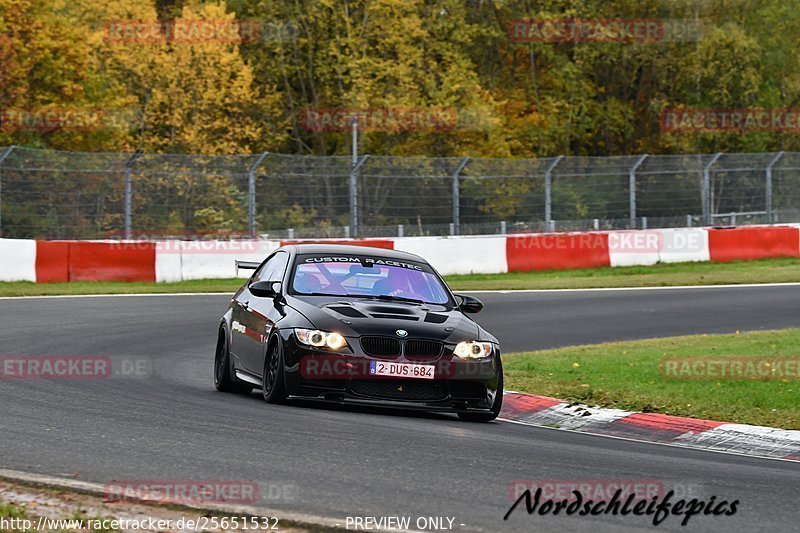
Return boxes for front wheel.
[262,338,287,404]
[214,329,253,394]
[457,360,503,422]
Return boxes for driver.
[374,268,423,300]
[295,272,323,294]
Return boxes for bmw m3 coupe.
[214,243,503,421]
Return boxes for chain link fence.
[1,146,799,240]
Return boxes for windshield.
[291,254,451,305]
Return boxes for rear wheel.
[262,338,287,404]
[214,328,252,394]
[457,360,503,422]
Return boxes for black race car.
[214,244,503,422]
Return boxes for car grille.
[360,336,401,358]
[349,379,448,401]
[404,339,443,361]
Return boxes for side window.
[257,251,289,282]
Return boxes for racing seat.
[372,278,393,296]
[295,273,323,294]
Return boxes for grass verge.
[447,257,800,290]
[1,257,799,297]
[503,328,800,429]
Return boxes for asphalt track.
[0,285,798,532]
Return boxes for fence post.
[765,151,784,224]
[124,150,143,240]
[629,154,648,229]
[350,155,369,237]
[703,153,723,226]
[451,157,470,236]
[0,146,15,238]
[248,151,270,238]
[544,155,564,232]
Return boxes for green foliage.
[267,204,319,229]
[2,0,799,156]
[0,502,27,519]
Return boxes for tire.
[214,328,253,394]
[457,359,503,422]
[262,338,287,404]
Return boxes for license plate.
[369,361,435,380]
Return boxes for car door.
[232,251,289,375]
[230,267,264,372]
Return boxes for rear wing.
[235,260,260,276]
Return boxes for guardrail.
[2,224,798,283]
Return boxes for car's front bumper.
[279,330,501,412]
[288,393,495,413]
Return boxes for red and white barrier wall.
[155,240,281,282]
[392,236,508,275]
[0,239,37,281]
[1,225,798,282]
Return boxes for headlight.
[454,341,493,359]
[295,328,348,350]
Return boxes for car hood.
[286,295,485,343]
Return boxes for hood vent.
[368,305,417,315]
[370,313,419,321]
[328,306,368,318]
[424,312,448,324]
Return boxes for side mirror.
[250,280,281,298]
[455,294,483,314]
